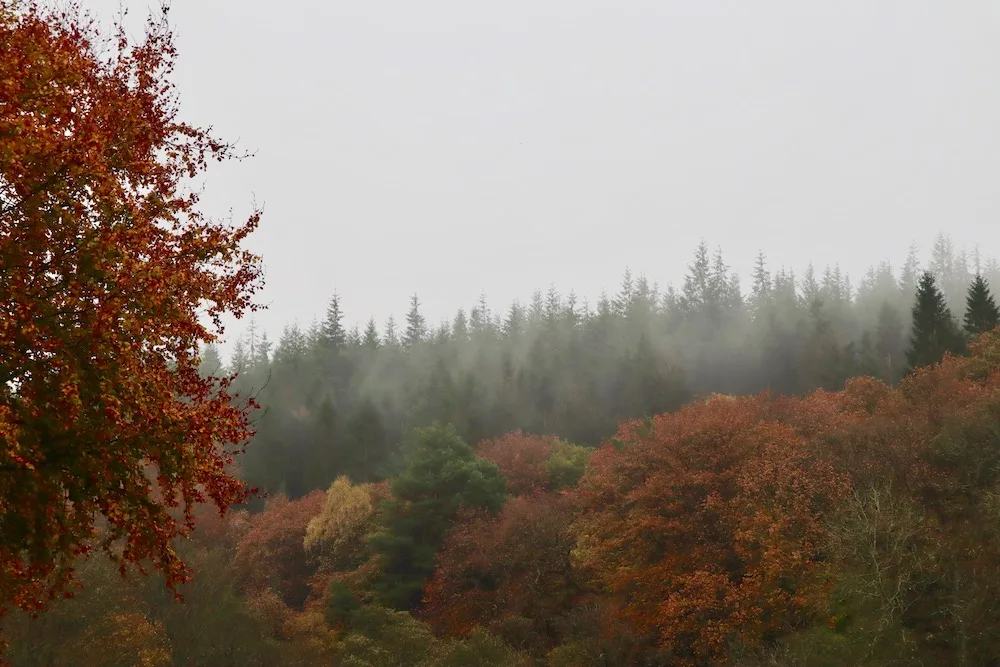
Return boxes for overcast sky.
[82,0,1000,350]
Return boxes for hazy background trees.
[226,232,1000,500]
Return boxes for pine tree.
[614,268,634,317]
[384,316,399,347]
[905,271,964,371]
[369,423,506,610]
[475,292,493,338]
[321,291,347,351]
[681,241,711,315]
[347,324,362,347]
[899,244,920,302]
[800,264,820,308]
[254,330,273,368]
[874,302,905,386]
[963,274,1000,337]
[544,285,561,328]
[228,334,250,375]
[452,308,469,342]
[749,250,772,322]
[502,301,525,340]
[403,294,427,348]
[275,323,308,367]
[382,315,399,347]
[362,317,381,349]
[528,289,545,326]
[198,343,223,377]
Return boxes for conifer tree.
[502,301,525,340]
[321,291,347,351]
[963,274,1000,337]
[347,325,362,348]
[681,241,711,315]
[749,250,772,321]
[403,294,427,348]
[369,423,506,610]
[362,318,381,349]
[229,334,250,375]
[452,308,469,342]
[905,271,964,371]
[254,330,273,368]
[874,301,905,386]
[198,343,223,377]
[614,268,634,317]
[528,289,545,325]
[899,244,921,302]
[384,316,399,347]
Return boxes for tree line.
[216,234,1000,501]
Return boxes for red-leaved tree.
[0,0,263,617]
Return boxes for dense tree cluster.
[226,235,1000,499]
[7,2,1000,665]
[7,329,1000,665]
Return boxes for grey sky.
[83,0,1000,350]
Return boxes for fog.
[79,0,1000,356]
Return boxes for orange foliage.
[573,395,850,665]
[475,430,558,495]
[0,1,263,615]
[232,492,325,609]
[422,492,582,649]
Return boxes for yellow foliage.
[304,477,388,573]
[69,611,172,667]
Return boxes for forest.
[4,2,1000,666]
[6,231,1000,666]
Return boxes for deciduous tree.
[0,1,263,617]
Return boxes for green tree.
[369,423,506,610]
[362,317,381,349]
[404,294,428,348]
[321,290,347,351]
[905,271,965,371]
[963,274,1000,338]
[198,343,224,378]
[874,301,906,386]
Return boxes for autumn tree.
[572,396,850,665]
[0,1,263,618]
[231,491,325,609]
[303,476,389,574]
[422,493,583,653]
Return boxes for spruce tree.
[874,301,905,385]
[369,423,506,609]
[749,250,772,321]
[321,291,347,351]
[452,308,469,342]
[384,315,399,347]
[905,271,964,371]
[403,294,427,348]
[228,334,250,375]
[198,343,223,377]
[963,274,1000,337]
[253,330,272,368]
[681,241,711,315]
[347,324,362,347]
[362,317,380,349]
[502,301,524,340]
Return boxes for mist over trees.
[7,2,1000,665]
[224,233,1000,500]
